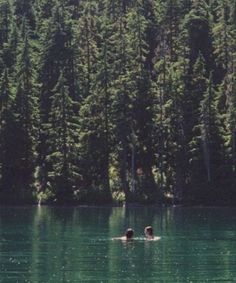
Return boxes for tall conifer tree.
[11,35,37,201]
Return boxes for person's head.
[144,226,153,237]
[125,228,134,239]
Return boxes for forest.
[0,0,236,205]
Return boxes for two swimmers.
[120,226,155,240]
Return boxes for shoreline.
[0,202,236,208]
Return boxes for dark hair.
[145,226,153,236]
[125,228,134,239]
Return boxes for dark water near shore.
[0,206,236,282]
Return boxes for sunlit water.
[0,206,236,282]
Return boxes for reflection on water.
[0,206,236,282]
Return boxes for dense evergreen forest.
[0,0,236,205]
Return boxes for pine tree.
[189,60,224,202]
[164,62,188,204]
[11,35,37,201]
[47,71,80,203]
[78,93,112,203]
[153,21,172,201]
[0,69,15,201]
[75,0,115,202]
[227,0,236,181]
[199,73,223,184]
[85,6,114,198]
[0,0,11,47]
[38,5,77,193]
[76,0,99,99]
[0,0,13,75]
[104,1,130,200]
[188,53,208,200]
[213,0,231,73]
[227,67,236,180]
[128,2,156,200]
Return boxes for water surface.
[0,206,235,282]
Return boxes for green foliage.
[0,68,15,199]
[0,0,236,205]
[47,71,80,202]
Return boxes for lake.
[0,206,235,282]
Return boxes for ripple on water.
[0,206,236,282]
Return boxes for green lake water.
[0,206,236,283]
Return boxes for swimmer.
[124,228,134,240]
[113,228,134,241]
[144,226,154,240]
